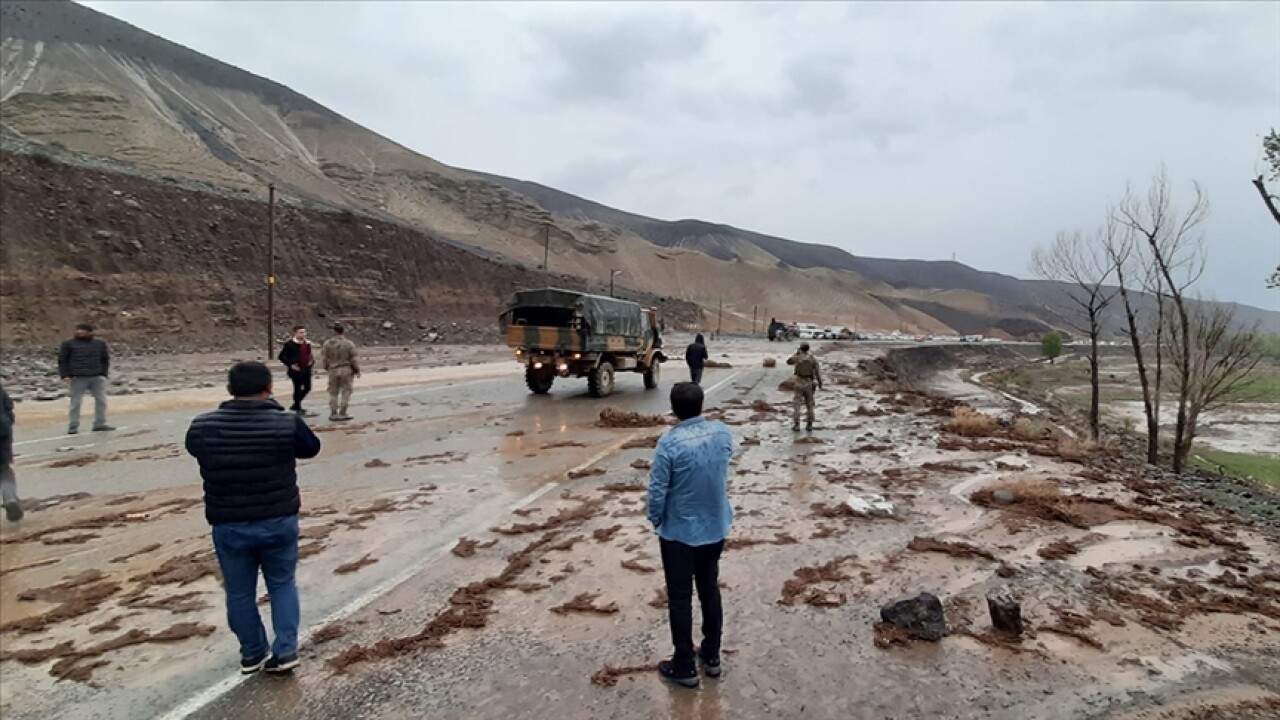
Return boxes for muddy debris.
[620,435,661,450]
[329,526,600,672]
[970,480,1132,530]
[334,554,379,576]
[794,436,825,445]
[726,533,800,551]
[620,555,657,574]
[779,554,858,607]
[763,358,777,368]
[551,592,620,616]
[920,461,980,474]
[130,549,220,587]
[741,436,761,446]
[590,663,659,688]
[548,535,585,552]
[40,532,101,545]
[592,525,623,543]
[852,406,889,418]
[0,558,61,577]
[629,458,652,470]
[46,454,102,469]
[597,408,670,429]
[108,543,164,564]
[542,440,588,449]
[600,481,646,494]
[311,622,348,645]
[118,584,210,614]
[452,537,498,558]
[4,570,123,635]
[89,617,124,634]
[648,587,668,609]
[493,498,605,535]
[1038,537,1084,561]
[568,467,607,479]
[19,493,92,513]
[908,536,999,562]
[0,622,216,683]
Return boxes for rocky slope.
[0,150,701,351]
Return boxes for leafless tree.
[1104,217,1161,464]
[1116,170,1209,473]
[1167,303,1264,471]
[1032,228,1117,441]
[1253,129,1280,287]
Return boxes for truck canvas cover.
[504,288,646,338]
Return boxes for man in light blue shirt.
[648,382,735,688]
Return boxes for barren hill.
[2,0,1276,345]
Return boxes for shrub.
[945,406,999,437]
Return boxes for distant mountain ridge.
[2,0,1276,339]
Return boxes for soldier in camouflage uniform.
[786,343,823,431]
[322,324,361,422]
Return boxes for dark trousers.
[287,369,312,411]
[689,366,704,385]
[660,537,724,672]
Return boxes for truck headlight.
[533,362,543,369]
[557,363,568,372]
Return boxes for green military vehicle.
[500,288,666,397]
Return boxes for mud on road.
[2,340,1278,720]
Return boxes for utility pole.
[752,304,758,335]
[716,296,723,338]
[609,269,622,297]
[267,183,276,361]
[542,223,550,271]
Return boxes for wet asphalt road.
[0,360,759,720]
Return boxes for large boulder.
[879,592,946,641]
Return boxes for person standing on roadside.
[185,361,321,675]
[787,342,823,431]
[59,323,114,434]
[277,325,315,416]
[685,333,709,385]
[648,382,735,689]
[321,323,360,422]
[0,381,21,522]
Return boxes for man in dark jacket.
[685,334,709,385]
[0,381,20,522]
[186,361,321,675]
[277,325,315,416]
[59,323,113,434]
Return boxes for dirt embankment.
[0,151,702,351]
[862,344,1036,384]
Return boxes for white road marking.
[153,480,560,720]
[704,372,741,395]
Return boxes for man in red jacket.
[277,325,316,416]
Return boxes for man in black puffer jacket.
[58,322,113,434]
[186,361,321,675]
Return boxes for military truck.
[500,288,666,397]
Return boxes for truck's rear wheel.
[525,366,555,395]
[588,362,615,398]
[643,359,660,390]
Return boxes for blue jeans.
[211,515,300,661]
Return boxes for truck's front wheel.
[643,359,660,390]
[588,362,615,398]
[526,366,555,395]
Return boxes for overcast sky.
[84,1,1280,310]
